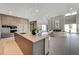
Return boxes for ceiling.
[0,3,79,21]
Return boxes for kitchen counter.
[16,33,48,42]
[15,32,50,55]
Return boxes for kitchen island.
[14,32,49,55]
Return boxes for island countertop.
[15,31,53,55]
[15,32,49,43]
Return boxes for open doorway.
[64,24,77,33]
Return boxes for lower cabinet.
[33,39,45,55]
[0,16,1,38]
[45,37,49,55]
[33,37,49,55]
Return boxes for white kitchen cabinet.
[0,16,1,38]
[45,37,49,54]
[23,19,29,33]
[1,16,8,25]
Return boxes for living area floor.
[49,32,79,55]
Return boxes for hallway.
[49,32,79,55]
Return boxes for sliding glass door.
[71,24,77,33]
[64,24,70,32]
[64,24,77,33]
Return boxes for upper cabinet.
[1,15,18,26]
[23,19,29,33]
[1,15,8,25]
[7,16,15,26]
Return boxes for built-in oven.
[10,26,17,33]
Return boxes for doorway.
[64,24,77,33]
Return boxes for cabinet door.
[23,19,29,33]
[14,17,18,26]
[33,39,44,55]
[22,20,26,32]
[17,19,23,32]
[45,37,49,54]
[1,16,8,25]
[25,20,29,33]
[7,16,15,26]
[0,16,1,38]
[1,16,16,26]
